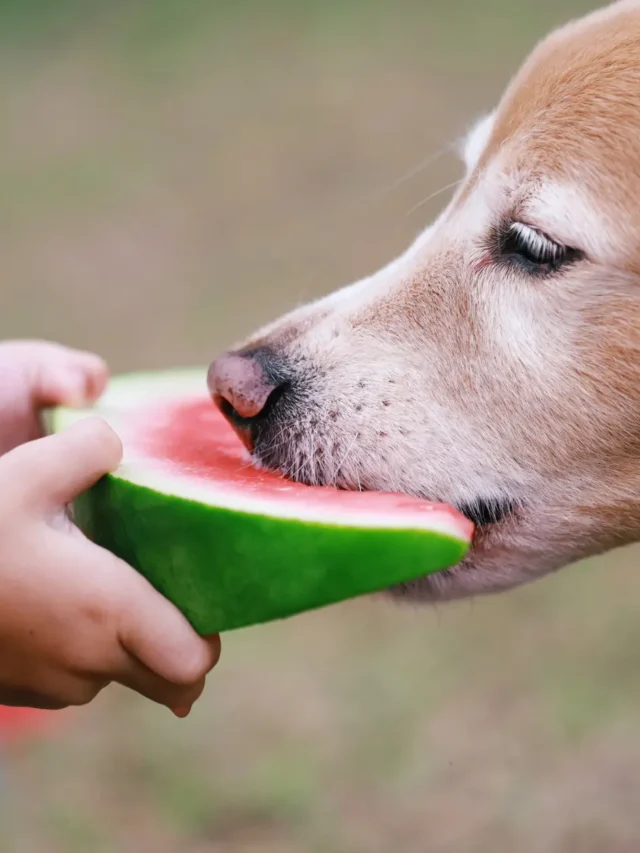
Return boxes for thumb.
[1,417,122,509]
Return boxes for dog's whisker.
[332,432,360,487]
[368,142,455,201]
[406,178,462,217]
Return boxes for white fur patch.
[525,182,620,265]
[460,112,496,174]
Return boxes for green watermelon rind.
[50,369,471,635]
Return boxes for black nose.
[207,347,290,450]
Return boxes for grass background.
[4,1,640,851]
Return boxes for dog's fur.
[217,1,640,602]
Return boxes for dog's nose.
[208,349,276,420]
[208,347,289,449]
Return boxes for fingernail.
[171,706,192,718]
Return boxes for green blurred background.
[4,1,640,851]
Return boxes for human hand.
[0,369,220,714]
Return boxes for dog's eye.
[500,222,577,273]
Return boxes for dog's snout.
[208,346,291,449]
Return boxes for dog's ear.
[459,111,496,174]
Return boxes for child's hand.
[0,417,221,713]
[0,340,109,456]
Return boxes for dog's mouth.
[456,497,516,530]
[265,448,517,535]
[248,420,518,537]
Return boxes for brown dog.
[209,0,640,603]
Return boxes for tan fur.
[217,1,640,602]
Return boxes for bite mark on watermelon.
[52,369,474,633]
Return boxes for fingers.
[0,340,109,408]
[113,656,208,716]
[38,350,108,408]
[114,565,221,711]
[0,675,202,716]
[60,535,221,712]
[0,675,106,710]
[114,581,221,712]
[0,686,69,710]
[1,417,122,509]
[117,590,221,688]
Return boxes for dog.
[208,0,640,603]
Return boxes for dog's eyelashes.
[498,222,581,275]
[508,223,564,263]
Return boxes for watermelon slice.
[51,369,473,634]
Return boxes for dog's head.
[209,0,640,601]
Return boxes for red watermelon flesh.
[133,396,472,536]
[52,369,473,633]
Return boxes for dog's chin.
[388,498,525,603]
[388,516,520,603]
